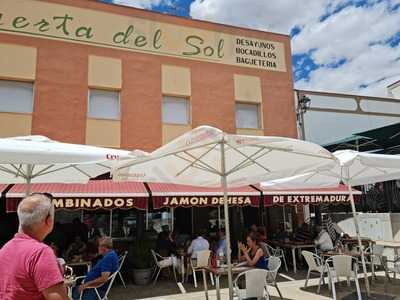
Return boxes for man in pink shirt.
[0,194,69,300]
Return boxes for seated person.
[256,231,271,257]
[214,228,227,258]
[72,237,119,300]
[66,235,87,262]
[239,233,268,269]
[173,227,190,249]
[188,229,210,258]
[257,227,268,242]
[274,223,289,241]
[314,225,334,252]
[156,231,176,257]
[294,222,313,242]
[249,224,258,234]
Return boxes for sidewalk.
[138,273,400,300]
[109,271,400,300]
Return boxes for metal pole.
[218,206,221,229]
[25,164,33,196]
[109,209,113,237]
[348,184,371,296]
[220,140,233,300]
[171,207,174,231]
[146,206,149,231]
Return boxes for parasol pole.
[220,139,233,300]
[25,164,33,196]
[347,183,370,296]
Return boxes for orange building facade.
[0,0,297,152]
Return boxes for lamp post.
[296,94,311,140]
[296,94,312,225]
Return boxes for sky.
[101,0,400,97]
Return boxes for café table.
[202,264,253,300]
[270,240,316,274]
[375,240,400,278]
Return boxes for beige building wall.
[0,113,32,138]
[234,74,263,133]
[0,43,36,81]
[0,43,35,137]
[162,65,191,96]
[88,56,122,89]
[236,128,264,136]
[86,56,122,147]
[162,65,192,144]
[234,74,262,103]
[162,124,192,144]
[85,118,121,148]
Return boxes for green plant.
[132,238,155,269]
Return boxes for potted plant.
[132,238,155,285]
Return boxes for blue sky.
[101,0,400,97]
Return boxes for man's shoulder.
[1,234,50,254]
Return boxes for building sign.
[264,194,360,207]
[153,195,259,208]
[6,197,148,212]
[0,0,286,72]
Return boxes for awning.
[6,180,149,212]
[260,185,361,207]
[0,184,8,195]
[148,183,261,208]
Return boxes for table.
[375,240,400,277]
[203,265,253,300]
[375,240,400,254]
[66,261,92,273]
[271,241,316,274]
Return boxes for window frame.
[235,101,262,129]
[87,88,121,121]
[0,79,34,114]
[162,95,191,125]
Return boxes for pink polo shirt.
[0,233,64,300]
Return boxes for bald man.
[0,194,69,300]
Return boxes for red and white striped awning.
[147,183,261,208]
[6,180,149,212]
[0,184,8,194]
[259,184,361,207]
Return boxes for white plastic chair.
[301,250,329,293]
[117,251,128,288]
[151,250,177,285]
[234,269,270,300]
[265,256,283,299]
[187,249,214,288]
[324,255,362,300]
[265,244,288,272]
[386,256,400,279]
[79,271,118,300]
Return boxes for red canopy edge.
[148,183,261,208]
[5,180,149,212]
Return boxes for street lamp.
[296,95,311,140]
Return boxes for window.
[236,103,260,129]
[0,80,33,113]
[88,89,120,120]
[162,96,190,124]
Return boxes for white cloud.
[190,0,328,34]
[113,0,164,9]
[295,44,400,95]
[189,0,400,97]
